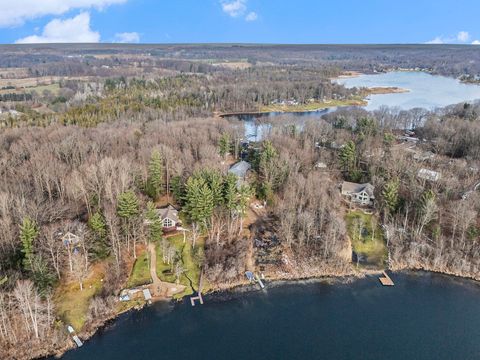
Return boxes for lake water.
[60,272,480,360]
[336,71,480,111]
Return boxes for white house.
[341,182,375,206]
[417,168,440,182]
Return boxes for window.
[163,218,174,228]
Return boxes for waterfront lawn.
[259,97,367,113]
[156,234,206,298]
[346,211,387,268]
[54,262,105,331]
[127,249,152,288]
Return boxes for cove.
[60,272,480,360]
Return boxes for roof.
[228,160,251,178]
[341,182,375,197]
[156,205,179,223]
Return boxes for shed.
[228,161,251,180]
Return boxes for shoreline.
[47,265,479,359]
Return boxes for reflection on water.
[337,71,480,110]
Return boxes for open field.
[260,97,367,113]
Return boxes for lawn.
[156,234,206,299]
[53,262,105,331]
[259,97,367,113]
[126,249,152,288]
[345,210,388,268]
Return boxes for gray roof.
[341,182,375,198]
[156,205,179,223]
[228,160,251,178]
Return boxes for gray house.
[341,181,375,206]
[228,160,251,186]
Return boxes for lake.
[336,71,480,111]
[230,71,480,140]
[60,272,480,360]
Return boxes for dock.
[379,271,394,286]
[245,271,265,289]
[67,325,83,347]
[190,269,205,306]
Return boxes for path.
[148,243,186,299]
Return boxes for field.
[53,262,106,331]
[345,210,387,268]
[259,97,367,113]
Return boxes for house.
[417,168,440,182]
[341,182,375,206]
[228,160,251,186]
[155,205,180,232]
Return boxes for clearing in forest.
[345,210,388,268]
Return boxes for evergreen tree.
[198,170,223,206]
[20,217,38,272]
[146,202,163,243]
[146,150,164,199]
[117,190,140,219]
[184,177,214,226]
[171,175,185,204]
[218,133,231,159]
[382,180,399,216]
[339,140,357,174]
[88,211,109,259]
[223,173,238,213]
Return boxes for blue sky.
[1,0,480,44]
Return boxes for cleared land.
[346,210,387,268]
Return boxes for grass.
[156,234,206,299]
[345,210,388,268]
[53,262,105,331]
[126,249,152,288]
[259,97,367,113]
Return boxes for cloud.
[457,31,470,42]
[0,0,127,27]
[245,12,258,22]
[426,31,473,44]
[114,32,140,43]
[221,0,247,17]
[16,12,100,43]
[472,40,480,45]
[426,36,444,44]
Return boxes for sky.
[0,0,480,45]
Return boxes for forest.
[0,44,479,359]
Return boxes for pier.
[190,269,205,306]
[379,271,394,286]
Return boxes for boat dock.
[379,271,394,286]
[67,325,83,347]
[190,269,205,306]
[245,271,265,289]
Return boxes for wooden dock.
[190,269,205,306]
[379,271,394,286]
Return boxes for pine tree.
[146,202,163,243]
[146,150,164,199]
[223,173,238,213]
[382,180,399,215]
[117,190,140,219]
[339,140,356,172]
[198,170,223,206]
[171,175,185,204]
[184,177,214,226]
[20,217,38,272]
[88,211,109,259]
[218,133,231,159]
